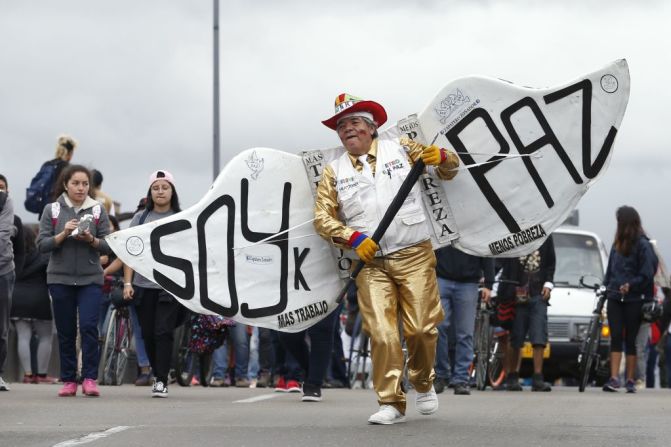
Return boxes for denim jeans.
[248,326,259,379]
[510,295,548,349]
[129,304,150,368]
[211,342,229,379]
[49,283,102,381]
[212,323,250,380]
[635,322,650,380]
[435,278,478,385]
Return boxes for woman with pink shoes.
[37,165,112,397]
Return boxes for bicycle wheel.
[359,334,371,390]
[98,312,112,384]
[487,336,506,389]
[101,309,119,385]
[348,333,370,389]
[175,324,195,387]
[111,310,132,385]
[578,316,600,392]
[475,314,491,391]
[347,314,363,389]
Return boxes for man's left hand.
[481,288,492,304]
[421,145,444,166]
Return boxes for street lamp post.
[213,0,221,181]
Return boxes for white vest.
[330,137,428,255]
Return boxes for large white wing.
[302,59,630,258]
[106,149,342,332]
[419,59,630,256]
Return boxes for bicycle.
[172,321,195,386]
[487,327,508,389]
[172,313,226,387]
[346,311,410,391]
[347,312,372,389]
[99,284,133,386]
[472,293,493,391]
[577,276,608,392]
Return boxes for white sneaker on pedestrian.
[416,386,438,415]
[0,377,9,391]
[367,405,406,425]
[152,380,168,398]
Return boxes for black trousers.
[607,299,644,354]
[134,287,182,383]
[278,309,339,387]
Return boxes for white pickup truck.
[521,225,611,383]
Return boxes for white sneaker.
[416,386,438,415]
[367,405,406,425]
[0,377,9,391]
[152,380,168,398]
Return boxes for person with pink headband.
[122,169,185,398]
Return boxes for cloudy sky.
[2,0,670,264]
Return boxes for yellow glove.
[421,144,444,166]
[349,232,379,263]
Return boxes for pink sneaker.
[82,379,100,397]
[58,382,77,397]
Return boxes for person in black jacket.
[498,236,555,392]
[11,224,57,384]
[602,206,657,393]
[434,245,494,395]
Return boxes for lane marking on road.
[52,425,133,446]
[234,393,283,403]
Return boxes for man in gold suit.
[314,93,459,424]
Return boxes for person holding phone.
[37,165,111,397]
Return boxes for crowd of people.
[0,97,670,426]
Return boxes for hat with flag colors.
[321,93,387,130]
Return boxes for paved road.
[1,384,670,447]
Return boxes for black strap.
[138,208,151,225]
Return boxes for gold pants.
[355,240,444,415]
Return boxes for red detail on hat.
[322,94,387,130]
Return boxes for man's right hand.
[355,238,379,263]
[349,231,379,263]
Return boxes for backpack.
[25,161,60,214]
[186,314,234,354]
